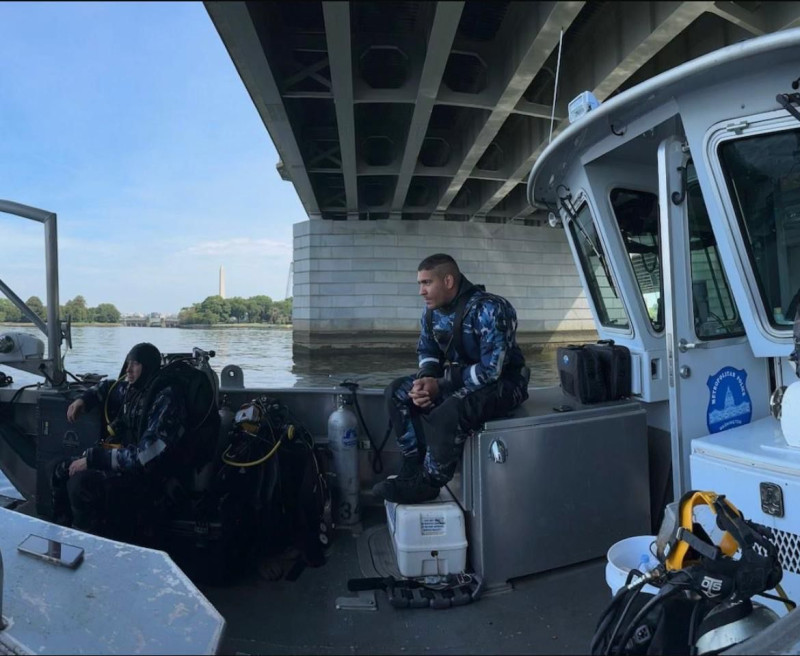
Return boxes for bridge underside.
[205,1,800,350]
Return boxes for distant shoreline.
[0,321,293,329]
[179,323,292,330]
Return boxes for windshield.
[685,162,745,340]
[718,127,800,330]
[610,189,662,331]
[567,200,630,330]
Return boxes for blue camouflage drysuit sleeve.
[79,378,122,414]
[417,293,521,393]
[86,386,187,473]
[416,313,447,379]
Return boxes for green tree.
[178,306,202,325]
[63,295,89,322]
[198,295,231,324]
[228,296,249,322]
[21,296,46,323]
[270,298,293,324]
[247,295,273,323]
[93,303,121,323]
[0,298,21,322]
[177,294,291,325]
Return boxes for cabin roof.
[527,26,800,210]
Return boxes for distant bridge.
[120,315,180,328]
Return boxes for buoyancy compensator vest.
[424,277,485,362]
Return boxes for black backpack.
[142,358,220,476]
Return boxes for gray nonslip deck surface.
[199,506,611,655]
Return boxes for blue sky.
[0,1,306,315]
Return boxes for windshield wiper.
[569,216,619,298]
[777,93,800,124]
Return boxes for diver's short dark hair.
[417,253,460,276]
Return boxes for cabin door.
[658,136,771,497]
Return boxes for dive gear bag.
[556,340,631,404]
[556,344,607,404]
[586,339,632,400]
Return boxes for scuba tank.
[327,394,360,526]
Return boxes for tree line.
[0,296,120,323]
[0,294,293,326]
[178,295,292,325]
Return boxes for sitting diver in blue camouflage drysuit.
[52,342,187,540]
[372,253,530,504]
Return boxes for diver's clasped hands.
[409,376,439,408]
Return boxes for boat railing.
[0,547,4,630]
[0,200,65,386]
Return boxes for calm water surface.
[2,325,559,389]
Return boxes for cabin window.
[718,128,800,330]
[686,161,745,340]
[610,189,663,332]
[567,200,630,330]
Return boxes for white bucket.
[605,535,660,596]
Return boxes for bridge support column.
[292,219,596,351]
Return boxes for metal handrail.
[0,547,5,630]
[0,199,64,386]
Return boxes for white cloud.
[179,237,291,258]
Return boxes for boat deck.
[199,505,611,655]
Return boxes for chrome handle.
[678,338,708,353]
[0,547,4,630]
[489,440,507,464]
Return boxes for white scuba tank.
[327,395,360,526]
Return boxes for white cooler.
[691,416,800,617]
[385,491,467,578]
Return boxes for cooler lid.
[691,416,800,475]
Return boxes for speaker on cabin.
[35,392,102,518]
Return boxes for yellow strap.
[666,490,740,571]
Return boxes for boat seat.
[478,384,590,429]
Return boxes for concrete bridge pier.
[291,217,597,352]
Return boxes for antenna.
[548,28,564,144]
[285,261,294,299]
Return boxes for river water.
[2,325,559,389]
[0,325,559,499]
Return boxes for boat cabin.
[528,25,800,616]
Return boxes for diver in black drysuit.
[51,342,187,541]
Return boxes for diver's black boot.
[396,455,423,479]
[371,469,441,504]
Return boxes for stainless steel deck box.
[452,387,651,590]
